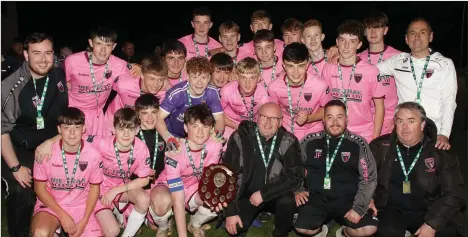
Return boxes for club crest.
[57,81,65,92]
[341,152,351,162]
[79,161,88,171]
[425,69,434,78]
[105,70,113,79]
[304,93,312,102]
[425,157,435,172]
[354,74,362,83]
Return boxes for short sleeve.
[160,90,177,114]
[88,152,104,184]
[33,160,49,182]
[205,141,223,167]
[220,86,229,109]
[376,54,398,77]
[207,90,223,114]
[267,84,280,104]
[165,152,184,192]
[319,85,332,106]
[133,144,151,178]
[64,57,73,83]
[370,67,386,98]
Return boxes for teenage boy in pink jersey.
[65,24,130,138]
[165,104,224,237]
[210,52,235,89]
[215,21,251,63]
[302,19,329,76]
[239,10,285,59]
[254,29,283,92]
[358,12,401,135]
[162,39,189,86]
[321,20,385,142]
[179,7,222,60]
[269,43,331,141]
[32,107,103,237]
[156,56,225,147]
[281,18,304,46]
[104,57,172,135]
[221,57,269,141]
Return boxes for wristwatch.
[10,164,22,172]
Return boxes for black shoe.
[257,212,273,222]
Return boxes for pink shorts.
[381,119,395,135]
[82,108,108,137]
[33,204,102,236]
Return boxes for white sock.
[121,209,146,237]
[190,206,217,228]
[149,207,172,230]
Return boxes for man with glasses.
[219,102,304,237]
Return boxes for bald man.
[219,102,305,237]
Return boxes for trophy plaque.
[198,163,237,209]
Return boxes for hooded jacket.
[370,119,467,236]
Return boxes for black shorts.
[294,195,378,230]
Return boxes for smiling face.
[138,107,159,130]
[88,37,116,64]
[254,41,275,63]
[405,20,433,55]
[184,120,212,146]
[250,18,272,33]
[283,60,308,84]
[336,34,362,61]
[58,124,85,147]
[211,68,232,88]
[24,39,54,77]
[187,72,210,96]
[324,105,347,137]
[164,52,186,76]
[142,72,166,94]
[219,31,241,52]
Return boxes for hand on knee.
[295,227,320,236]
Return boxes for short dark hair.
[210,53,234,71]
[89,24,118,43]
[406,17,432,34]
[193,6,211,19]
[23,33,54,51]
[324,100,347,114]
[337,20,364,42]
[251,9,271,24]
[281,17,304,33]
[113,108,140,128]
[253,29,275,45]
[161,39,187,57]
[58,107,85,125]
[135,94,160,112]
[283,42,309,63]
[363,11,389,28]
[183,104,215,127]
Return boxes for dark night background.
[12,1,468,68]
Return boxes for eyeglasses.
[258,114,282,123]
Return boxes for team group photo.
[1,1,467,237]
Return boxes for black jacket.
[222,120,305,217]
[370,119,467,236]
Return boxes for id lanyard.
[260,60,276,92]
[32,77,49,130]
[113,142,133,185]
[255,127,278,183]
[367,51,384,65]
[311,49,328,74]
[337,62,357,107]
[240,92,255,121]
[324,134,344,189]
[139,130,159,170]
[184,140,206,179]
[396,144,423,194]
[193,37,209,57]
[61,143,81,189]
[286,78,306,133]
[88,53,109,113]
[409,56,430,104]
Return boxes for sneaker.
[405,230,412,237]
[188,221,206,237]
[156,228,169,237]
[257,212,273,222]
[335,226,346,237]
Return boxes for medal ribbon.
[367,50,384,65]
[255,127,278,168]
[184,140,206,179]
[32,76,49,119]
[286,77,306,133]
[337,62,357,106]
[139,130,159,170]
[193,37,209,57]
[311,49,328,74]
[325,134,344,179]
[409,56,430,104]
[240,92,255,121]
[61,142,82,188]
[113,142,133,184]
[396,144,423,182]
[260,59,277,91]
[88,53,109,111]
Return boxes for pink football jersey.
[358,45,401,135]
[269,73,331,140]
[221,81,269,139]
[65,52,129,137]
[88,136,151,194]
[165,138,223,201]
[33,140,103,208]
[168,70,188,87]
[321,58,385,142]
[258,56,283,91]
[307,56,328,76]
[232,48,253,63]
[179,34,222,60]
